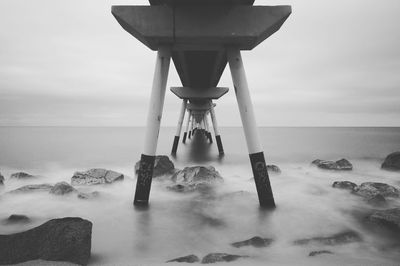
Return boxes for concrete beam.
[170,87,229,100]
[149,0,254,5]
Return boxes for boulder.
[135,155,175,177]
[9,184,54,193]
[201,253,247,264]
[231,236,273,248]
[381,152,400,171]
[0,172,4,185]
[267,165,281,174]
[312,159,353,170]
[365,194,387,207]
[0,217,92,265]
[167,254,199,263]
[309,250,334,257]
[50,182,77,195]
[3,214,30,224]
[294,230,362,246]
[10,172,37,179]
[354,182,399,198]
[71,169,124,186]
[365,208,400,233]
[332,181,357,191]
[168,166,223,193]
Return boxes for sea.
[0,126,400,266]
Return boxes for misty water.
[1,127,400,265]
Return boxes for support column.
[171,99,187,154]
[210,101,224,155]
[182,110,191,143]
[134,46,171,206]
[227,47,275,209]
[205,113,213,143]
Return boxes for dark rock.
[294,230,362,246]
[3,214,30,224]
[10,172,37,179]
[0,217,92,265]
[0,172,4,185]
[201,253,247,264]
[309,250,334,257]
[365,208,400,233]
[381,152,400,171]
[312,159,353,170]
[365,194,387,207]
[267,165,281,174]
[354,182,399,198]
[167,254,199,263]
[332,181,357,191]
[71,169,124,186]
[231,236,273,248]
[9,184,54,193]
[169,166,223,193]
[77,191,100,200]
[135,155,175,177]
[50,182,77,195]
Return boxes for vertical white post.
[205,112,213,143]
[171,99,187,154]
[227,47,275,208]
[134,46,171,206]
[210,101,224,155]
[183,110,191,143]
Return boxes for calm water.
[0,127,400,265]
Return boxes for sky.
[0,0,399,127]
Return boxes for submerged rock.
[309,250,334,257]
[381,152,400,171]
[71,169,124,186]
[169,166,223,193]
[201,253,246,264]
[9,184,54,193]
[0,217,92,265]
[354,182,399,198]
[135,155,175,177]
[332,181,357,191]
[294,230,362,246]
[267,165,281,174]
[0,172,4,185]
[365,208,400,233]
[10,172,37,180]
[167,254,199,263]
[365,194,387,207]
[3,214,30,224]
[231,236,273,248]
[50,182,77,195]
[312,159,353,170]
[77,191,100,200]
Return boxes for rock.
[167,254,199,263]
[3,214,30,224]
[294,230,362,246]
[50,182,77,195]
[312,159,353,170]
[381,152,400,171]
[0,217,92,265]
[201,253,246,264]
[267,165,281,174]
[0,172,4,185]
[71,169,124,186]
[169,166,223,193]
[309,250,334,257]
[10,172,37,179]
[332,181,357,191]
[135,155,175,177]
[77,191,100,200]
[365,194,387,207]
[9,184,54,193]
[365,208,400,233]
[231,236,273,248]
[354,182,399,198]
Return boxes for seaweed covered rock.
[332,181,357,191]
[49,182,77,195]
[71,169,124,186]
[201,253,246,264]
[167,254,199,263]
[354,182,399,198]
[365,208,400,233]
[312,159,353,171]
[294,230,362,246]
[381,152,400,171]
[135,155,175,177]
[10,172,37,180]
[0,217,92,265]
[231,236,273,248]
[9,184,54,193]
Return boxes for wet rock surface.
[365,208,400,233]
[167,254,199,263]
[201,253,246,264]
[312,159,353,170]
[354,182,399,198]
[135,155,175,177]
[71,169,124,186]
[49,182,77,195]
[267,165,281,174]
[9,184,54,193]
[0,217,92,265]
[3,214,30,224]
[332,181,357,191]
[10,172,37,179]
[309,250,334,257]
[231,236,273,248]
[381,152,400,171]
[294,230,362,246]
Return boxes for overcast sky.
[0,0,399,127]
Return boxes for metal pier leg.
[227,47,275,209]
[171,99,187,154]
[134,46,171,206]
[210,101,224,155]
[205,113,213,143]
[183,110,191,143]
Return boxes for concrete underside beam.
[149,0,254,5]
[170,87,229,100]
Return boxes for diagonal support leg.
[171,99,187,154]
[183,110,191,143]
[227,47,275,209]
[134,46,171,206]
[210,101,224,155]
